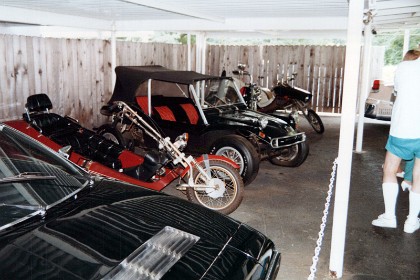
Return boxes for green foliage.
[178,34,196,44]
[118,30,420,66]
[373,29,420,65]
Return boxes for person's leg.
[383,151,402,183]
[372,151,401,228]
[404,157,420,233]
[402,158,414,191]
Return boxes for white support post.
[195,33,202,74]
[111,22,117,90]
[355,16,373,153]
[328,0,364,278]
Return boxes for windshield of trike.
[0,125,89,230]
[134,78,244,108]
[201,78,244,108]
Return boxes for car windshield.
[133,76,243,107]
[0,124,89,230]
[201,78,244,108]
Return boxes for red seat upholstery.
[136,95,201,125]
[136,96,149,114]
[154,106,176,122]
[179,103,199,125]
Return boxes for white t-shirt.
[390,58,420,138]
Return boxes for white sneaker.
[404,218,420,233]
[372,214,397,228]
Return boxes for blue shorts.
[385,136,420,160]
[404,158,414,181]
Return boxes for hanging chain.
[308,157,339,280]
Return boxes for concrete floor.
[167,116,420,280]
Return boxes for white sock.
[382,182,399,218]
[407,191,420,223]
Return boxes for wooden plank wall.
[207,44,346,113]
[0,34,112,127]
[117,41,194,70]
[0,34,347,128]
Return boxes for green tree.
[179,34,196,44]
[374,29,420,65]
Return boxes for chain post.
[308,157,338,280]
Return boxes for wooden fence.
[206,44,347,113]
[0,35,113,127]
[117,40,195,69]
[0,34,348,128]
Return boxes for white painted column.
[195,32,207,74]
[402,29,410,58]
[201,32,207,74]
[111,22,117,90]
[195,33,202,74]
[355,18,373,153]
[328,0,364,278]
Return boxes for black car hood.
[205,107,292,137]
[0,179,273,280]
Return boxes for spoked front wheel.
[186,159,244,215]
[305,109,324,134]
[269,142,309,167]
[210,135,260,186]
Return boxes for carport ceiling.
[0,0,419,38]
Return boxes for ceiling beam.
[119,0,225,23]
[376,0,420,9]
[375,18,420,27]
[116,16,348,32]
[205,30,348,40]
[375,19,420,27]
[0,6,112,30]
[375,14,420,22]
[376,6,420,16]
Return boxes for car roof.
[116,66,220,84]
[110,65,225,103]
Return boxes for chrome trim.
[264,250,281,280]
[270,132,306,148]
[147,79,152,117]
[0,209,45,232]
[189,84,209,125]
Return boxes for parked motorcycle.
[99,100,244,214]
[233,65,325,134]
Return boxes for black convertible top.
[109,66,222,103]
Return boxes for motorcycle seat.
[136,96,201,125]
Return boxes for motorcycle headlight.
[258,117,269,129]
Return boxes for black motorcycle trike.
[99,66,309,186]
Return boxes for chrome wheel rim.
[216,147,244,174]
[193,166,237,211]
